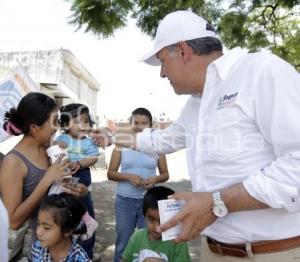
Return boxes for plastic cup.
[46,145,68,164]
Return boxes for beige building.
[0,49,100,117]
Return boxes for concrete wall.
[0,50,100,116]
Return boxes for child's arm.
[77,156,98,169]
[78,138,99,168]
[144,154,169,188]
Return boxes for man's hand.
[91,127,137,149]
[158,192,217,242]
[90,127,114,148]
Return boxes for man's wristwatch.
[212,190,229,218]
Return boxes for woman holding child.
[0,92,88,260]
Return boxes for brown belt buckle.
[216,243,223,255]
[207,238,248,258]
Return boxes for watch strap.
[212,191,222,203]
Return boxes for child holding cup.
[55,103,100,260]
[46,145,79,195]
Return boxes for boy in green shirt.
[121,186,191,262]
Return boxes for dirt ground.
[91,170,201,262]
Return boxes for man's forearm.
[91,128,137,149]
[222,183,268,213]
[114,131,137,149]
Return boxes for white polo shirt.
[137,47,300,243]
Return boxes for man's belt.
[207,235,300,258]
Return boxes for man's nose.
[160,65,166,78]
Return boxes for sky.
[0,0,188,121]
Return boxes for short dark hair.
[130,107,153,127]
[3,92,57,135]
[143,186,175,215]
[186,37,223,55]
[167,37,223,56]
[39,193,86,234]
[59,103,94,132]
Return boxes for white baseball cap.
[139,10,218,66]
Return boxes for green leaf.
[65,0,300,70]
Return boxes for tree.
[66,0,134,37]
[218,0,300,70]
[66,0,300,70]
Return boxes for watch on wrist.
[212,190,229,218]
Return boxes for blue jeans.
[114,194,146,262]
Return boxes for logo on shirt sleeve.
[217,92,238,110]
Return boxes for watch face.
[213,203,228,217]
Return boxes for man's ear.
[177,41,193,64]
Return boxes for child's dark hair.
[40,193,86,234]
[130,107,153,128]
[59,103,94,132]
[143,186,175,215]
[3,92,57,135]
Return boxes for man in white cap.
[93,10,300,261]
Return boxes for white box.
[158,199,185,241]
